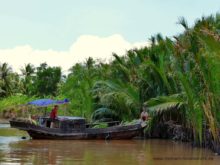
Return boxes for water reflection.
[0,123,220,165]
[0,139,219,165]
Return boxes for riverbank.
[144,121,220,155]
[0,118,9,124]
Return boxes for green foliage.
[60,13,220,146]
[92,123,108,128]
[92,80,140,120]
[122,119,141,125]
[144,94,184,114]
[91,107,118,121]
[32,63,61,96]
[20,63,35,95]
[0,63,14,97]
[0,95,36,112]
[62,61,97,118]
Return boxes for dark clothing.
[141,111,148,121]
[142,116,147,121]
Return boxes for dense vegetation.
[0,14,220,146]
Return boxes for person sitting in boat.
[50,105,58,128]
[140,106,149,121]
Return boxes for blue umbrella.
[28,99,69,107]
[55,98,69,105]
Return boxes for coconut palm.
[0,63,13,97]
[20,63,35,95]
[144,15,220,146]
[92,80,140,120]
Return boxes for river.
[0,124,219,165]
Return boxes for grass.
[0,95,30,111]
[0,128,28,136]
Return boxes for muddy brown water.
[0,124,220,165]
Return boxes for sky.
[0,0,219,72]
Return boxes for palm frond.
[144,94,185,114]
[91,107,118,121]
[178,17,189,30]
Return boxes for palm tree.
[21,63,35,77]
[63,60,98,117]
[61,14,220,151]
[144,15,220,146]
[92,80,140,120]
[20,63,35,95]
[0,63,13,97]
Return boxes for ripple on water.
[0,136,29,152]
[0,124,10,128]
[0,136,22,144]
[0,136,29,164]
[0,137,220,165]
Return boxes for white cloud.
[0,34,149,73]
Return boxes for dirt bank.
[0,118,9,124]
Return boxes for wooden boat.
[10,116,146,140]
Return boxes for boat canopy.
[27,99,69,107]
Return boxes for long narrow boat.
[10,116,146,140]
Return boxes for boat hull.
[10,120,145,140]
